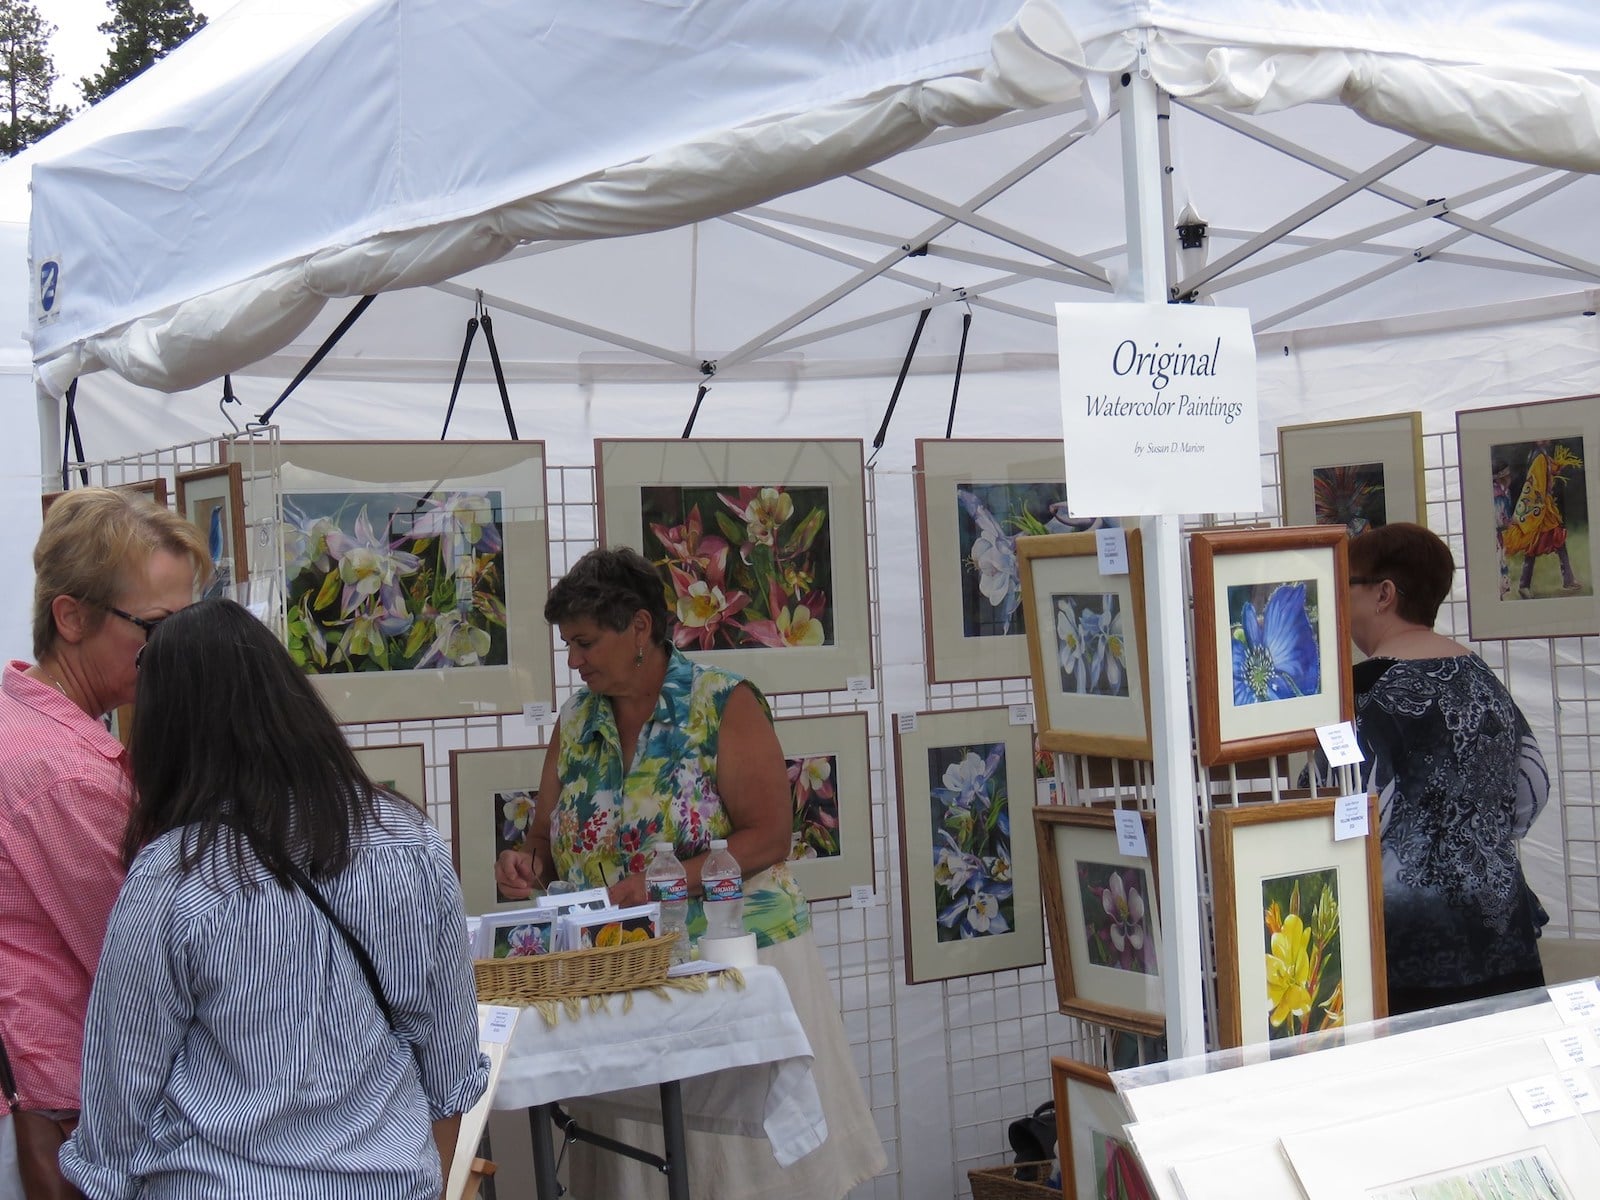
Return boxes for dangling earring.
[634,645,645,668]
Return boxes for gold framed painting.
[1276,412,1425,534]
[892,706,1043,985]
[351,742,427,811]
[1035,806,1164,1035]
[1456,394,1598,640]
[1209,796,1387,1049]
[176,463,250,600]
[774,711,873,903]
[1017,529,1152,760]
[1051,1058,1156,1200]
[274,440,554,724]
[1189,525,1353,766]
[449,744,548,916]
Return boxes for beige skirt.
[565,930,886,1199]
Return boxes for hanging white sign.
[1055,303,1261,516]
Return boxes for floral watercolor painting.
[495,787,537,902]
[787,753,841,861]
[641,484,834,651]
[1077,862,1158,976]
[1312,462,1387,534]
[956,482,1103,639]
[1228,579,1321,706]
[1090,1129,1156,1200]
[1262,868,1343,1040]
[283,489,507,674]
[1372,1150,1570,1200]
[929,741,1013,942]
[1053,593,1129,696]
[492,917,554,958]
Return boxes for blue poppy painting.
[1227,580,1322,705]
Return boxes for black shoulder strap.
[278,857,398,1032]
[0,1025,18,1112]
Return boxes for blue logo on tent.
[39,261,59,312]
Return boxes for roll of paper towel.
[697,932,758,967]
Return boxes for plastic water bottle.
[701,839,744,940]
[644,842,689,965]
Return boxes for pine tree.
[80,0,206,105]
[0,0,70,156]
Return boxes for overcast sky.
[38,0,243,109]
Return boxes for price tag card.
[1333,793,1369,842]
[850,884,877,909]
[1509,1075,1578,1127]
[480,1006,518,1045]
[1546,1028,1600,1070]
[1549,980,1600,1026]
[1114,809,1149,858]
[896,712,919,735]
[1315,721,1364,767]
[1096,527,1130,575]
[522,702,552,725]
[1562,1070,1600,1114]
[846,676,873,695]
[1008,703,1035,726]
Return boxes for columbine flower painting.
[928,741,1014,943]
[955,482,1083,638]
[1312,462,1387,535]
[1228,579,1322,706]
[495,787,537,901]
[1262,868,1343,1041]
[1077,862,1158,976]
[283,489,508,674]
[641,484,834,651]
[492,916,554,958]
[1053,593,1129,697]
[787,753,840,861]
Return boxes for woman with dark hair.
[59,600,487,1200]
[494,547,884,1199]
[1342,522,1550,1014]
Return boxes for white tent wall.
[0,217,42,664]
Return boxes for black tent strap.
[440,308,519,442]
[944,310,973,439]
[439,315,480,441]
[62,378,88,491]
[681,382,710,438]
[478,313,518,441]
[256,294,377,425]
[867,306,931,467]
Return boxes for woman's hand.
[607,873,648,908]
[494,849,538,900]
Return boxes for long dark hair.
[124,598,389,885]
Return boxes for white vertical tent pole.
[1118,61,1207,1057]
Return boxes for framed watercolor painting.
[1051,1058,1155,1200]
[176,463,250,600]
[1209,796,1386,1049]
[1457,394,1599,640]
[449,744,548,916]
[774,711,873,902]
[1276,412,1425,534]
[892,706,1042,985]
[596,438,871,696]
[42,477,169,518]
[351,743,426,811]
[1189,526,1352,766]
[1035,806,1164,1035]
[1017,529,1152,760]
[914,439,1117,683]
[275,441,553,724]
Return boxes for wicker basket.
[473,933,678,1004]
[967,1161,1058,1200]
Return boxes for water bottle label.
[648,878,688,903]
[704,876,743,902]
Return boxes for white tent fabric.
[28,0,1600,396]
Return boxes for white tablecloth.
[492,964,827,1167]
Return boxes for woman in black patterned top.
[1344,523,1549,1015]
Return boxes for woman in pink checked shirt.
[0,489,206,1200]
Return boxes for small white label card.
[846,675,873,695]
[896,712,919,735]
[1333,793,1370,842]
[522,701,552,725]
[480,1005,518,1045]
[1549,980,1600,1026]
[1509,1074,1578,1127]
[1315,721,1364,767]
[1546,1028,1600,1070]
[1563,1069,1600,1114]
[1008,703,1035,726]
[1096,527,1130,575]
[1114,809,1149,858]
[850,884,877,909]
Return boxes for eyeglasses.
[1349,576,1407,597]
[107,605,167,641]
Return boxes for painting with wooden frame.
[176,462,250,600]
[42,477,169,518]
[1189,526,1353,766]
[1017,529,1152,760]
[1209,796,1387,1049]
[1276,412,1426,534]
[1051,1057,1156,1200]
[449,744,548,916]
[893,706,1043,984]
[351,742,427,812]
[1035,806,1164,1035]
[774,711,873,903]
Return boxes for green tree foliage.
[0,0,70,156]
[80,0,206,105]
